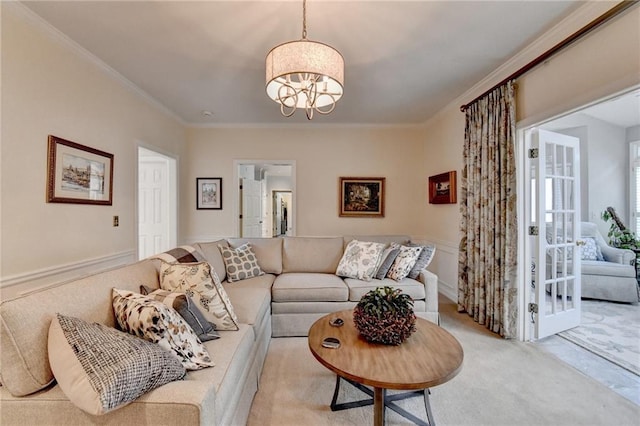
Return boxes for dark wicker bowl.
[353,304,416,346]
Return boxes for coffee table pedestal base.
[330,376,435,426]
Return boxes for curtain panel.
[458,81,518,338]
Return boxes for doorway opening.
[137,146,177,259]
[273,190,292,236]
[234,160,296,238]
[517,86,640,403]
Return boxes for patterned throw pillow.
[581,237,604,261]
[140,286,220,342]
[151,245,205,263]
[159,261,240,331]
[374,243,401,280]
[218,243,265,282]
[336,240,386,281]
[407,243,436,279]
[48,314,185,416]
[387,245,423,281]
[112,289,215,370]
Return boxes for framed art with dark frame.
[339,177,385,217]
[429,171,457,204]
[197,177,222,210]
[47,135,114,205]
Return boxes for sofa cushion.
[112,289,215,370]
[407,243,436,279]
[48,314,185,416]
[345,277,426,302]
[387,245,423,281]
[193,239,229,282]
[282,237,344,273]
[219,243,265,282]
[336,240,386,281]
[159,261,240,331]
[140,286,220,342]
[582,260,636,277]
[272,273,349,302]
[227,237,283,274]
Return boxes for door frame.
[233,159,296,237]
[517,85,639,341]
[136,144,178,260]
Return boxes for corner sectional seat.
[1,235,438,425]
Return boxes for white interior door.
[241,178,262,237]
[528,129,581,339]
[138,147,176,259]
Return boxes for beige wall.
[184,127,427,241]
[1,5,186,291]
[421,6,640,298]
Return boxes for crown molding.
[6,1,186,126]
[424,1,621,126]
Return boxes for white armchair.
[580,222,638,303]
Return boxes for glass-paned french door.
[526,129,581,339]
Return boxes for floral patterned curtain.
[458,81,518,338]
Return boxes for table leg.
[424,389,435,426]
[374,387,385,426]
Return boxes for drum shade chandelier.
[265,0,344,120]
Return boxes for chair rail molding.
[411,235,459,302]
[0,250,135,299]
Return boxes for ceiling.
[22,1,584,126]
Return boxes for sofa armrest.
[600,244,636,265]
[417,269,439,315]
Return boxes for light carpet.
[559,300,640,376]
[248,298,640,426]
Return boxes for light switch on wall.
[113,216,119,227]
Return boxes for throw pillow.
[336,240,386,281]
[387,245,423,281]
[581,237,604,261]
[140,286,220,342]
[218,243,265,282]
[159,261,240,331]
[151,245,205,263]
[48,313,185,416]
[407,243,436,279]
[374,244,401,280]
[112,288,215,370]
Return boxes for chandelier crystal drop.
[265,0,344,120]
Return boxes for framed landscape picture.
[339,177,385,217]
[197,177,222,210]
[47,135,113,205]
[429,171,457,204]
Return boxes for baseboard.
[0,250,136,299]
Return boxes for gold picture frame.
[339,177,385,217]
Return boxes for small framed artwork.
[47,135,114,205]
[339,177,385,217]
[429,171,457,204]
[197,177,222,210]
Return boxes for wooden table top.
[308,310,464,390]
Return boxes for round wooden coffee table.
[308,310,463,426]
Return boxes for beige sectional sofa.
[1,235,438,425]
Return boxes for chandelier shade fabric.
[265,0,344,119]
